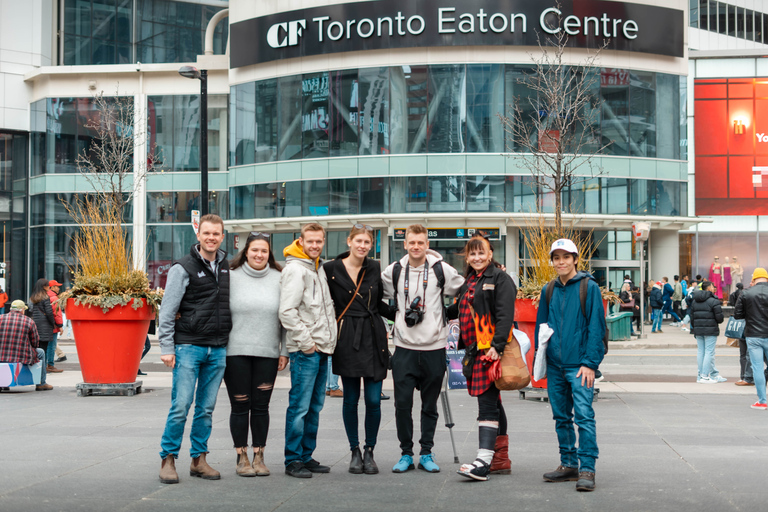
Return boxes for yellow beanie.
[752,268,768,281]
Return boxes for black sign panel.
[231,0,684,69]
[393,228,501,241]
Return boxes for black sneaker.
[543,465,579,482]
[55,355,67,363]
[285,461,312,478]
[576,471,596,492]
[303,459,331,473]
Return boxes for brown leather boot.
[236,451,257,477]
[489,435,511,474]
[159,455,179,484]
[190,453,221,480]
[252,447,270,476]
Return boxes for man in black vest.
[158,214,232,484]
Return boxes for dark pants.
[673,300,682,320]
[633,315,641,332]
[38,341,49,365]
[476,384,507,435]
[223,355,279,447]
[141,336,151,360]
[340,376,382,450]
[391,347,446,457]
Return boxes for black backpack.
[392,260,447,326]
[544,277,609,354]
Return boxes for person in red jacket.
[46,280,64,372]
[0,287,9,313]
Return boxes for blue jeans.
[746,337,768,404]
[546,366,598,473]
[46,333,58,365]
[326,356,340,391]
[159,344,227,459]
[662,301,680,323]
[285,351,328,466]
[651,309,662,332]
[340,376,382,450]
[695,336,718,379]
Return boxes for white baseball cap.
[549,238,579,256]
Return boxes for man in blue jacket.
[535,239,606,492]
[661,277,681,327]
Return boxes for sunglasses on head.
[248,231,270,241]
[354,223,374,232]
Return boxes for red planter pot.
[66,298,155,384]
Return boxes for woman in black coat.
[29,278,57,370]
[323,225,394,475]
[689,281,725,383]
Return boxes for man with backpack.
[381,224,464,474]
[535,239,606,492]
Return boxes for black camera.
[404,296,424,327]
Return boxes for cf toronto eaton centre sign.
[231,0,684,68]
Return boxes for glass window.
[328,70,359,157]
[147,224,173,288]
[629,72,656,157]
[390,65,428,154]
[428,176,464,212]
[230,83,255,166]
[329,179,359,215]
[277,76,303,161]
[149,95,173,170]
[279,181,302,216]
[466,175,505,212]
[30,226,79,291]
[602,178,629,214]
[358,67,390,155]
[656,181,681,216]
[173,95,201,172]
[568,177,601,214]
[689,0,698,28]
[601,68,630,156]
[466,65,504,154]
[512,176,539,213]
[390,176,427,213]
[230,185,254,220]
[302,72,330,159]
[303,180,329,216]
[428,65,466,153]
[504,65,538,153]
[629,179,649,215]
[254,80,278,163]
[359,177,387,214]
[173,223,198,260]
[147,191,177,222]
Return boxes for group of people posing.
[156,215,606,492]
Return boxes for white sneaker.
[681,327,689,332]
[698,376,718,384]
[712,375,727,383]
[670,322,679,327]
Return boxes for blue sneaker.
[418,453,440,473]
[392,455,414,473]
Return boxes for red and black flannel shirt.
[0,310,41,365]
[459,270,494,397]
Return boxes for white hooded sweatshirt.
[381,250,464,352]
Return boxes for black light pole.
[178,66,208,217]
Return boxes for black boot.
[349,447,363,474]
[363,446,379,475]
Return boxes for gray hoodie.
[381,250,464,352]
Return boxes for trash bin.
[606,312,633,341]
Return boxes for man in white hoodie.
[382,224,464,474]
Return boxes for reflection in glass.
[329,179,359,215]
[302,72,330,159]
[629,179,649,215]
[147,225,173,289]
[567,178,600,214]
[466,65,504,153]
[358,68,390,155]
[278,76,303,161]
[279,181,302,216]
[602,178,629,214]
[303,180,329,216]
[359,177,387,214]
[390,176,427,213]
[329,70,359,157]
[466,175,505,213]
[504,65,537,152]
[390,66,428,154]
[230,83,255,166]
[601,68,630,156]
[428,176,465,212]
[428,65,466,153]
[629,71,656,157]
[255,80,278,163]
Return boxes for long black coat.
[324,254,394,382]
[31,297,56,343]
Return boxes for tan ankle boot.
[190,453,221,480]
[252,447,270,476]
[159,455,179,484]
[236,451,257,477]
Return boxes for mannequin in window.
[708,256,723,299]
[731,256,744,294]
[723,257,732,298]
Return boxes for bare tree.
[499,18,611,234]
[75,88,158,219]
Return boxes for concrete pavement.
[2,324,766,512]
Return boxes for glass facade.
[231,65,686,164]
[62,0,229,66]
[231,176,687,219]
[691,1,766,44]
[0,132,27,301]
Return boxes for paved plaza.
[1,327,766,511]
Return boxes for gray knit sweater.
[227,263,287,358]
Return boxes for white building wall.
[0,0,54,131]
[649,230,680,281]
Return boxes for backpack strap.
[432,261,447,326]
[580,277,588,319]
[545,278,557,307]
[392,261,402,311]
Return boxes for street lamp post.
[178,66,208,217]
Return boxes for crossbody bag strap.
[337,270,366,323]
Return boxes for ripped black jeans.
[223,355,279,447]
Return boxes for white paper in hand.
[513,329,531,359]
[533,323,554,381]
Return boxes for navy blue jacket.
[534,272,606,371]
[662,283,674,303]
[650,287,663,309]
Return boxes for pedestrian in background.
[29,279,62,374]
[46,280,63,371]
[324,224,394,475]
[650,281,664,333]
[672,276,683,321]
[0,286,8,314]
[734,268,768,410]
[0,300,51,391]
[661,277,681,327]
[689,281,726,384]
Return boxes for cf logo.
[266,19,306,48]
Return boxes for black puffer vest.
[173,245,232,346]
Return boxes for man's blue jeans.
[326,356,340,391]
[695,335,717,379]
[546,365,598,473]
[662,300,680,323]
[46,333,58,366]
[285,351,328,466]
[159,344,226,459]
[746,337,768,404]
[651,308,663,332]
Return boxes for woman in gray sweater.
[225,232,288,477]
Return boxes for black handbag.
[462,343,477,379]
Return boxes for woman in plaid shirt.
[451,235,517,481]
